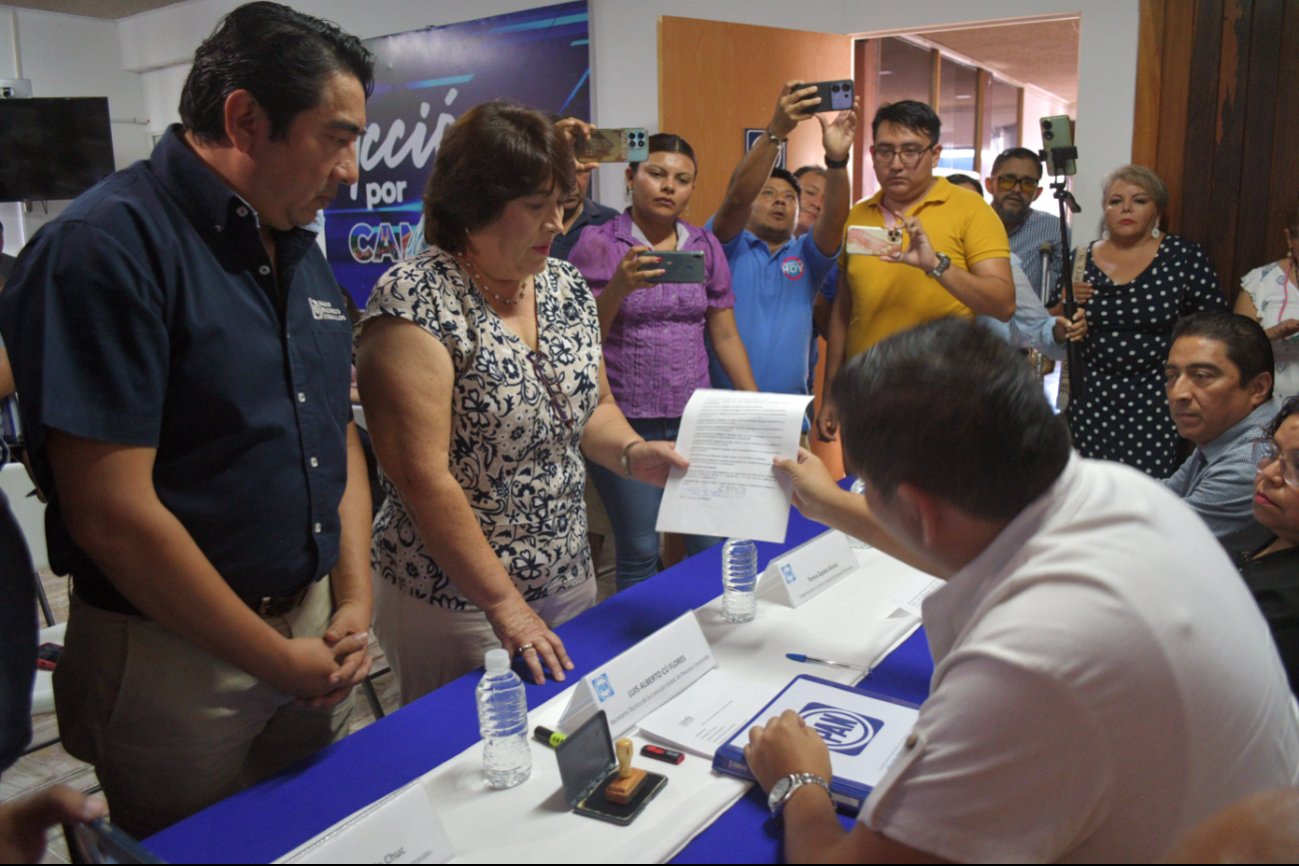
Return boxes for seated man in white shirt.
[753,318,1299,863]
[1163,311,1276,558]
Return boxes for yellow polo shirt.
[839,178,1009,357]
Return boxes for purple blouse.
[567,211,734,418]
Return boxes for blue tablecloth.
[146,505,934,864]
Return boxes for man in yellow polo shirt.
[816,100,1013,441]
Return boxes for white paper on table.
[637,669,775,758]
[276,778,452,864]
[895,576,944,618]
[655,389,813,543]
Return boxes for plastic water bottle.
[721,538,759,623]
[476,648,532,789]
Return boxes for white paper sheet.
[655,389,812,543]
[637,669,775,758]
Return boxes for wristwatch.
[767,773,831,816]
[825,154,849,170]
[927,251,951,280]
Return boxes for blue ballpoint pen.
[786,652,872,675]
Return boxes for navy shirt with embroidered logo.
[0,125,353,615]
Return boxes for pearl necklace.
[457,254,528,306]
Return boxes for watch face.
[768,777,792,812]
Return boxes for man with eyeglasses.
[985,147,1063,300]
[708,83,858,401]
[1163,312,1276,557]
[817,100,1013,442]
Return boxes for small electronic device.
[845,225,903,257]
[1040,115,1077,177]
[36,642,63,671]
[556,711,667,826]
[793,79,854,114]
[575,127,649,163]
[638,249,706,284]
[64,818,165,864]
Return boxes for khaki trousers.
[54,579,353,838]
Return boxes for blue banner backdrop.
[325,2,590,305]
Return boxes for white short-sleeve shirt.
[859,457,1299,863]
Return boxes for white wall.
[0,5,152,249]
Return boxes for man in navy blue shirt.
[0,2,375,837]
[708,83,858,399]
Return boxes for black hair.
[990,147,1044,178]
[871,100,940,147]
[1171,312,1275,399]
[629,133,697,175]
[767,167,801,198]
[423,100,576,254]
[793,165,826,181]
[1267,396,1299,439]
[1285,194,1299,236]
[832,318,1070,520]
[180,2,375,142]
[946,174,983,195]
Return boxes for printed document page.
[656,389,812,543]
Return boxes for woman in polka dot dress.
[1064,165,1224,477]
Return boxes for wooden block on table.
[605,768,646,805]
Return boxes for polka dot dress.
[1066,235,1225,477]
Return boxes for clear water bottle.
[721,538,759,623]
[476,648,532,789]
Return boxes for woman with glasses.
[355,102,685,702]
[1234,196,1299,410]
[568,134,757,591]
[1064,165,1224,478]
[1239,398,1299,692]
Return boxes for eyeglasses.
[870,145,933,168]
[1253,438,1299,487]
[527,350,574,431]
[994,174,1040,194]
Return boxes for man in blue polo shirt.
[709,83,858,398]
[0,3,376,837]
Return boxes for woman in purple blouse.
[569,134,758,590]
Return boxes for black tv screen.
[0,97,115,202]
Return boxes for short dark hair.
[1267,396,1299,439]
[871,100,940,147]
[833,318,1070,520]
[1285,194,1299,236]
[180,2,374,142]
[766,167,801,198]
[793,165,826,182]
[629,133,697,175]
[423,100,576,254]
[1171,312,1274,398]
[946,174,982,195]
[990,147,1043,178]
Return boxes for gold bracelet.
[620,439,644,478]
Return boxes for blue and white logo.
[592,673,615,703]
[781,563,797,585]
[799,702,883,756]
[781,256,806,280]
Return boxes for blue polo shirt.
[706,221,835,394]
[0,126,353,615]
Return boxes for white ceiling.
[925,18,1079,105]
[1,0,188,20]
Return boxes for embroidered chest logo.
[309,298,349,323]
[781,256,806,280]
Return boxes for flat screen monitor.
[0,97,115,202]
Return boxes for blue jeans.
[588,416,721,592]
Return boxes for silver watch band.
[769,772,831,816]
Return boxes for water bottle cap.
[485,648,510,672]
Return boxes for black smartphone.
[638,250,705,284]
[793,79,854,114]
